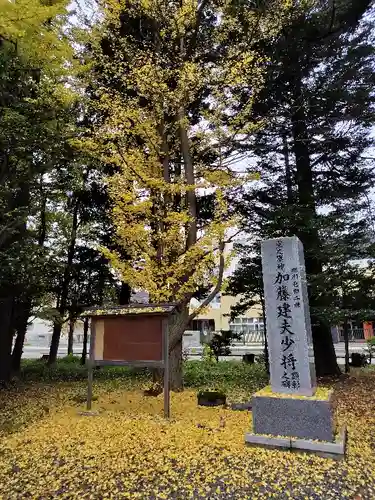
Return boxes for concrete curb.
[245,426,347,460]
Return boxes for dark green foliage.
[229,1,375,377]
[19,358,147,383]
[183,360,268,392]
[208,330,242,362]
[365,337,375,363]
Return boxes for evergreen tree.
[0,0,73,382]
[229,0,375,376]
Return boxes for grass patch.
[0,359,267,437]
[18,358,268,397]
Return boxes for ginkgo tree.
[82,0,291,390]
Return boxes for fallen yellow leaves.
[0,374,374,498]
[255,385,332,400]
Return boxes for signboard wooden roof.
[81,303,177,318]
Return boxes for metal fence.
[339,327,365,342]
[233,330,265,345]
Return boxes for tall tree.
[229,0,375,376]
[0,0,73,382]
[81,0,291,390]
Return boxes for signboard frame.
[82,304,176,418]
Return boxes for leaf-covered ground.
[0,371,374,499]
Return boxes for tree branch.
[167,239,226,354]
[187,239,225,323]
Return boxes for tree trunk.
[169,336,184,391]
[312,321,341,376]
[11,186,47,372]
[67,314,75,356]
[119,282,131,305]
[81,317,89,365]
[48,197,79,364]
[49,320,63,365]
[11,299,32,372]
[290,62,340,377]
[151,334,184,392]
[11,324,27,373]
[0,297,14,385]
[343,317,350,373]
[149,307,187,393]
[0,181,29,384]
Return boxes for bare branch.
[187,239,225,323]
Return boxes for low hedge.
[18,357,268,393]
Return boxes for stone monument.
[245,237,346,458]
[262,236,316,397]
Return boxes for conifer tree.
[229,0,375,376]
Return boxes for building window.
[190,319,215,332]
[210,293,221,309]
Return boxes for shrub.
[61,354,81,364]
[207,330,242,362]
[201,344,216,364]
[183,360,268,394]
[365,337,375,364]
[19,358,268,394]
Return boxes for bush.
[19,358,268,394]
[201,344,216,364]
[255,352,266,364]
[351,352,368,367]
[207,330,242,361]
[61,354,81,364]
[365,337,375,364]
[19,358,148,383]
[183,360,268,394]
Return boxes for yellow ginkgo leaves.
[0,373,375,498]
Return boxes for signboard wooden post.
[163,319,170,419]
[81,304,176,418]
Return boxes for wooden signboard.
[81,304,177,418]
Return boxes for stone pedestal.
[251,388,335,441]
[245,387,346,459]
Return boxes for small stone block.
[231,402,252,411]
[291,437,342,454]
[245,433,290,449]
[244,426,346,460]
[78,410,100,417]
[252,394,335,441]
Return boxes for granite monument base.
[245,388,345,459]
[251,388,335,441]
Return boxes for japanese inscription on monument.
[261,236,316,396]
